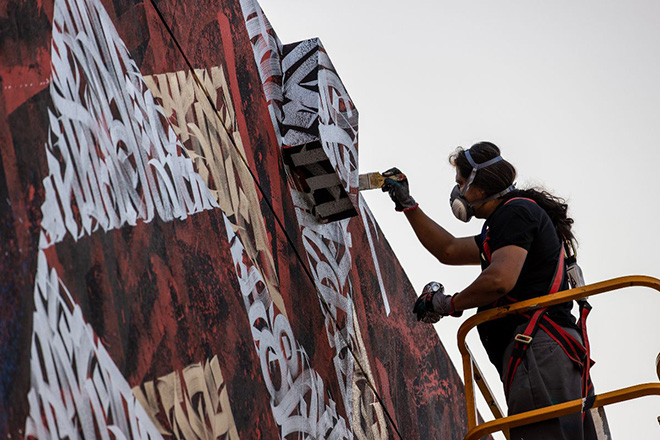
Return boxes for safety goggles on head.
[449,150,515,222]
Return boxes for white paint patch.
[39,0,217,248]
[239,1,391,436]
[358,196,391,316]
[24,0,220,435]
[238,0,284,142]
[224,215,350,439]
[25,251,163,439]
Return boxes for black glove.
[381,167,417,212]
[413,282,463,323]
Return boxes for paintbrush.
[358,172,407,191]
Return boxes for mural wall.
[0,0,473,438]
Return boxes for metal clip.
[514,334,533,344]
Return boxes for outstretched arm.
[404,207,480,266]
[452,245,527,311]
[381,167,479,266]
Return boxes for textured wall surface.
[0,0,472,438]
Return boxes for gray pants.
[502,324,609,440]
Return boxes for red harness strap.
[506,299,595,415]
[487,198,594,413]
[502,249,567,395]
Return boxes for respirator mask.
[449,150,515,222]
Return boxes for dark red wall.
[0,0,472,438]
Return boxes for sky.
[258,1,660,438]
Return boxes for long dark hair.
[449,141,576,243]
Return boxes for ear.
[471,186,488,199]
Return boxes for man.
[383,141,601,439]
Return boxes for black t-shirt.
[474,194,577,375]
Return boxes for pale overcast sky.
[259,1,660,438]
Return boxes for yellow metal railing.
[457,275,660,440]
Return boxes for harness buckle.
[514,334,533,344]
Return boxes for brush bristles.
[358,172,385,190]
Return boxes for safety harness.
[482,197,595,415]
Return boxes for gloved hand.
[381,167,418,212]
[413,282,463,323]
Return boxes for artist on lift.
[382,142,603,440]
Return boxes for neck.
[477,198,504,218]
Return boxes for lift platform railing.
[457,275,660,440]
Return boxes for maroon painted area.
[0,0,55,427]
[44,208,280,437]
[0,88,52,433]
[349,218,469,438]
[0,0,478,438]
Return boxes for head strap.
[461,149,504,195]
[471,184,516,207]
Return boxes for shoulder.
[502,197,541,211]
[486,196,547,238]
[492,197,544,224]
[485,196,549,251]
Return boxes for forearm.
[404,207,476,265]
[452,268,510,311]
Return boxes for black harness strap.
[578,299,595,411]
